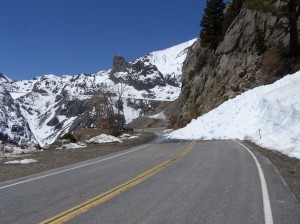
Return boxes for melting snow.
[87,134,122,144]
[148,111,166,120]
[57,142,87,149]
[5,159,37,164]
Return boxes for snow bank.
[2,145,37,155]
[87,134,122,144]
[167,71,300,159]
[4,159,37,164]
[120,134,139,139]
[57,142,87,149]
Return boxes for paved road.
[0,134,299,224]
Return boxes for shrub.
[60,133,77,143]
[261,50,282,75]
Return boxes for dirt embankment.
[0,132,156,182]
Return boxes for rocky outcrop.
[172,2,300,128]
[110,55,130,74]
[110,55,166,90]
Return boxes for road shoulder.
[243,140,300,203]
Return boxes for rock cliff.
[172,2,300,128]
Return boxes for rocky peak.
[110,55,130,74]
[0,73,11,84]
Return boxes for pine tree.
[223,0,246,35]
[200,0,226,50]
[247,0,300,57]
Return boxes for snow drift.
[167,71,300,159]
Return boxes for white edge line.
[0,144,150,191]
[232,140,273,224]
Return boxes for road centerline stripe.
[39,140,195,224]
[232,140,273,224]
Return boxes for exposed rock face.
[173,3,299,128]
[110,55,130,74]
[110,55,166,90]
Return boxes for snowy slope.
[3,39,196,146]
[167,71,300,159]
[0,85,37,145]
[146,39,197,81]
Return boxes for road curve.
[0,136,299,224]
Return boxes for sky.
[0,0,209,81]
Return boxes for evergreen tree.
[200,0,226,50]
[223,0,246,35]
[247,0,300,57]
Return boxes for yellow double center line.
[39,140,195,224]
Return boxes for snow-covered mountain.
[0,74,36,145]
[167,70,300,159]
[0,73,12,83]
[1,39,196,147]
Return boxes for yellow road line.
[39,141,195,224]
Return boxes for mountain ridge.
[0,39,196,147]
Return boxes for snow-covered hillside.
[168,71,300,159]
[0,77,36,145]
[1,39,196,147]
[142,39,197,84]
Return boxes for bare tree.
[114,82,128,131]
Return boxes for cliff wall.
[172,3,300,128]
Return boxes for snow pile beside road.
[87,134,122,144]
[57,142,87,149]
[1,144,38,155]
[120,134,139,139]
[167,71,300,159]
[4,159,37,164]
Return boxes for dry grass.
[261,50,282,75]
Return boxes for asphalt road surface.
[0,134,299,224]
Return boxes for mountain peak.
[110,55,129,74]
[0,73,12,83]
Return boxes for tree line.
[200,0,299,57]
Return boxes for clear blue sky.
[1,0,210,80]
